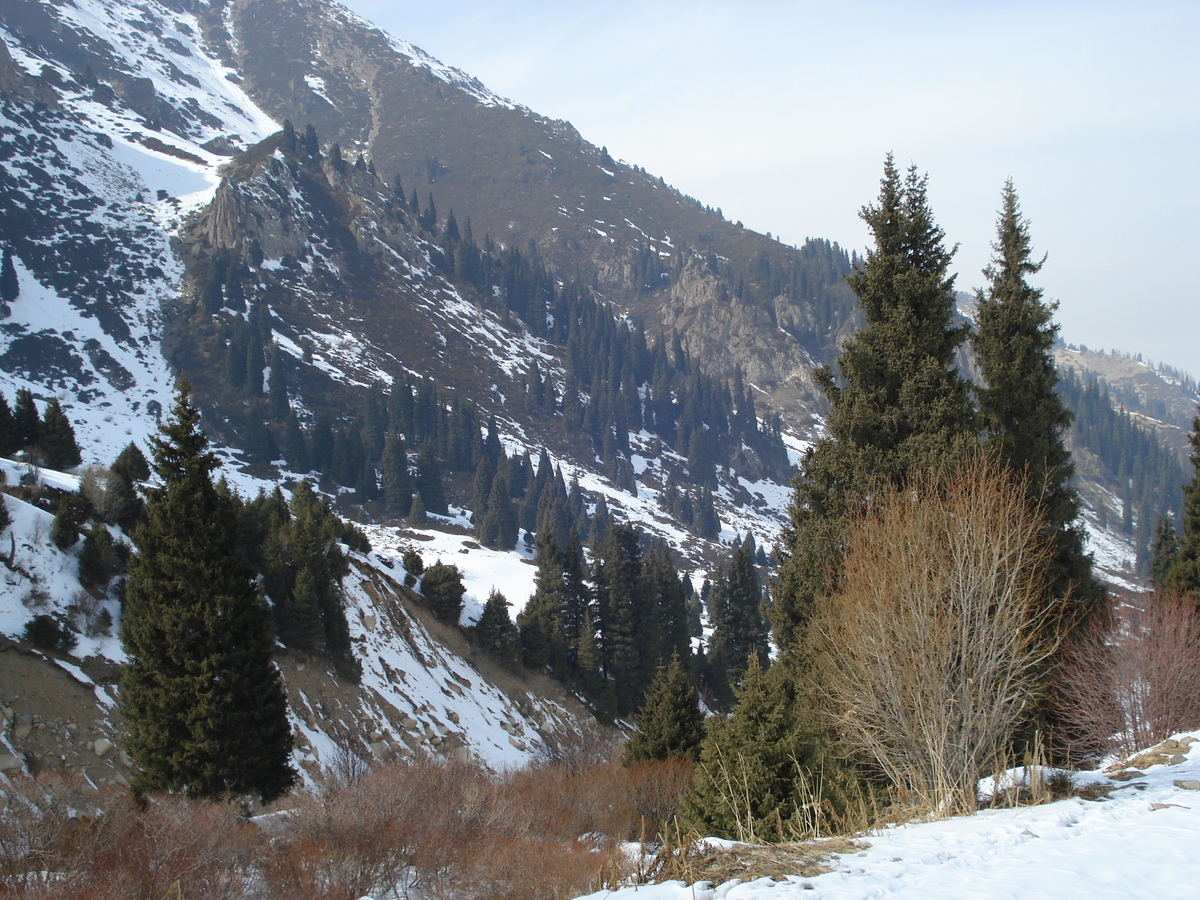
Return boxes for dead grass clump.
[645,827,865,885]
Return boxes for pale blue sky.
[343,1,1200,379]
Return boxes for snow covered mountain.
[0,0,1194,787]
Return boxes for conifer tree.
[0,245,18,306]
[1164,408,1200,599]
[475,589,520,666]
[595,523,655,716]
[1150,515,1180,591]
[773,155,976,649]
[707,539,768,704]
[972,180,1103,631]
[39,398,81,469]
[422,561,465,624]
[380,431,412,514]
[0,393,14,456]
[680,657,842,841]
[13,388,39,452]
[119,382,294,802]
[622,654,705,765]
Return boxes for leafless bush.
[815,459,1056,815]
[0,771,96,895]
[1058,591,1200,760]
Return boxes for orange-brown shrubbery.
[0,750,694,900]
[1058,591,1200,761]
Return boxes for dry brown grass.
[0,751,697,899]
[643,825,866,886]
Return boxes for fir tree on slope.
[773,155,977,649]
[119,381,294,803]
[1163,407,1200,600]
[972,179,1104,637]
[622,653,705,765]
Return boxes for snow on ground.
[576,733,1200,900]
[365,519,538,623]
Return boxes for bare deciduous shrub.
[0,772,96,895]
[816,459,1056,815]
[1058,591,1200,760]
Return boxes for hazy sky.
[342,1,1200,380]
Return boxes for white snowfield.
[575,732,1200,900]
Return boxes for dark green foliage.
[707,538,769,705]
[422,561,465,625]
[78,524,125,589]
[1164,409,1200,599]
[0,245,18,305]
[0,494,9,536]
[414,443,447,516]
[38,398,81,469]
[267,345,290,421]
[972,180,1103,635]
[1150,515,1180,590]
[622,654,705,765]
[119,382,295,803]
[408,491,427,524]
[380,432,411,514]
[0,393,14,456]
[24,614,76,652]
[401,549,424,588]
[111,442,151,483]
[518,527,574,676]
[680,658,844,841]
[774,156,976,649]
[594,523,656,717]
[13,389,39,452]
[51,494,89,550]
[475,589,520,666]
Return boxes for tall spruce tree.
[119,382,295,802]
[773,156,976,649]
[972,180,1103,633]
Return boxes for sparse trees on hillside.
[1161,408,1200,599]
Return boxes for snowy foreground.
[574,733,1200,900]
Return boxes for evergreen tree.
[1149,515,1180,591]
[0,393,14,456]
[773,155,976,649]
[707,539,769,704]
[518,527,570,674]
[380,431,412,514]
[475,589,520,666]
[595,523,655,716]
[422,561,465,625]
[622,654,705,765]
[1165,408,1200,599]
[112,441,151,483]
[415,442,448,515]
[0,245,18,305]
[680,657,845,842]
[972,180,1103,633]
[119,382,294,802]
[39,398,81,469]
[267,345,290,422]
[13,388,39,452]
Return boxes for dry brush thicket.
[0,752,694,899]
[1058,591,1200,760]
[815,461,1057,815]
